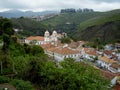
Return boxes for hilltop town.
[24,30,120,78]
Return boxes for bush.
[10,79,34,90]
[0,76,9,84]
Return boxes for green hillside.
[42,12,102,34]
[11,17,48,36]
[42,12,102,26]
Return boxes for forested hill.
[11,17,48,36]
[42,9,120,43]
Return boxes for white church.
[25,30,62,45]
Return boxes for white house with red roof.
[25,36,44,45]
[46,46,80,61]
[81,48,98,61]
[97,56,120,73]
[109,62,120,73]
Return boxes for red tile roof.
[48,47,79,55]
[101,69,117,80]
[26,36,44,41]
[84,48,98,56]
[40,44,55,49]
[110,63,120,69]
[104,50,112,55]
[99,56,117,63]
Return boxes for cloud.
[0,0,120,11]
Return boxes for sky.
[0,0,120,12]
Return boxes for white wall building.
[81,48,98,61]
[25,36,44,45]
[46,47,80,62]
[25,30,60,45]
[97,56,116,68]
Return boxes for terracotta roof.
[101,69,117,80]
[84,48,98,56]
[104,50,112,55]
[99,56,117,63]
[40,44,55,49]
[86,51,98,56]
[48,47,58,52]
[48,47,79,55]
[26,36,44,41]
[110,63,120,69]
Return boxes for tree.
[61,37,71,44]
[0,18,14,36]
[30,45,44,56]
[23,56,48,84]
[22,57,110,90]
[0,18,14,53]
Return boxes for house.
[111,76,120,86]
[115,43,120,50]
[104,44,114,50]
[25,36,44,45]
[109,63,120,73]
[97,56,117,70]
[81,48,98,61]
[116,53,120,61]
[46,47,80,62]
[103,50,117,60]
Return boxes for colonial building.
[45,46,80,62]
[97,56,120,73]
[25,30,62,45]
[25,36,44,45]
[81,48,98,61]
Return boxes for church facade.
[25,30,61,45]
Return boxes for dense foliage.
[10,79,34,90]
[61,37,71,44]
[22,58,110,90]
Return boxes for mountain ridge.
[0,9,58,18]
